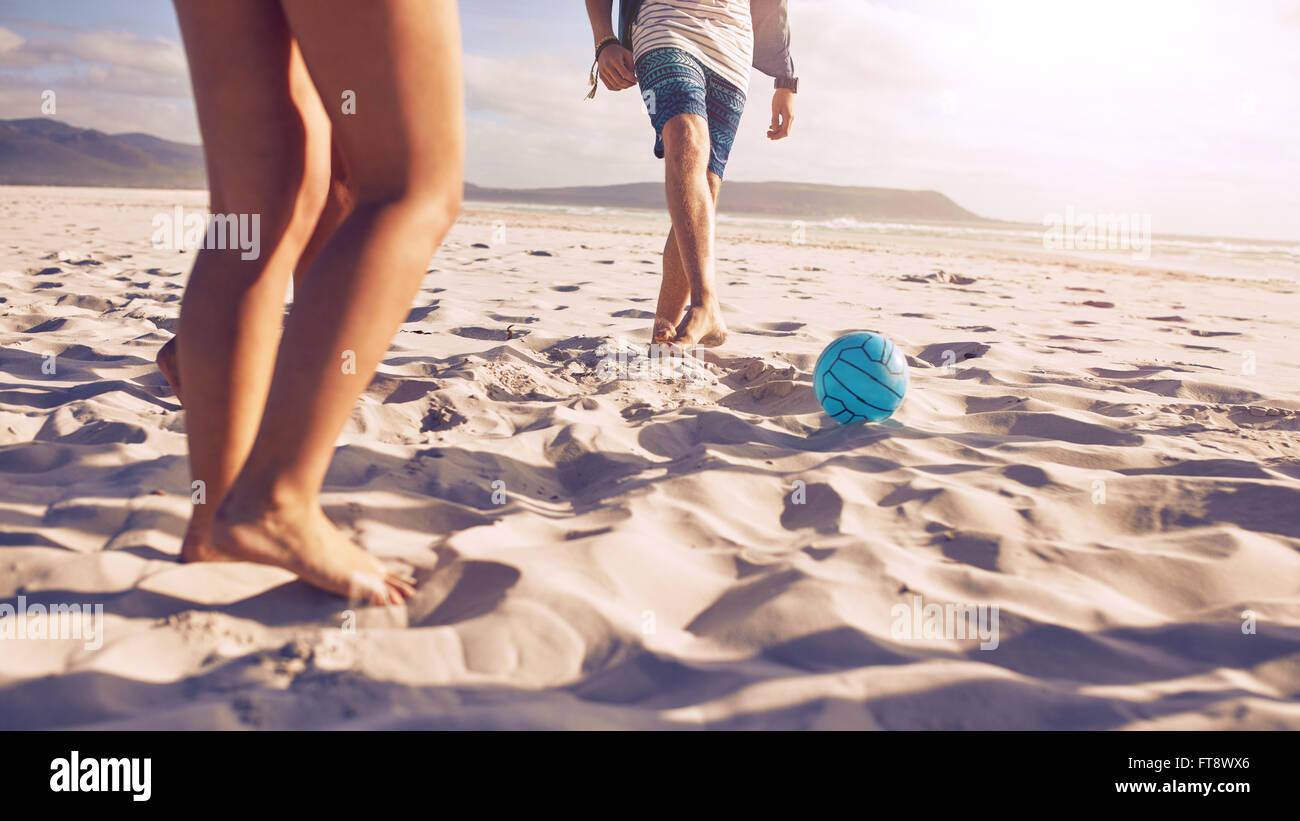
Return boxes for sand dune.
[0,186,1298,729]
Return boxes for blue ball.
[813,331,909,424]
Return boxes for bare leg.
[294,140,354,292]
[208,0,464,603]
[155,333,182,401]
[660,114,727,347]
[652,171,721,344]
[172,5,334,565]
[156,39,346,405]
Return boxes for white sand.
[1,185,1298,729]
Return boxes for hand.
[598,44,637,91]
[768,88,795,140]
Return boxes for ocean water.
[712,213,1300,284]
[465,199,1300,285]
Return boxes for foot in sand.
[179,525,230,564]
[157,336,182,403]
[210,495,414,605]
[672,301,728,347]
[651,314,681,345]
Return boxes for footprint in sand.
[749,380,796,400]
[779,482,842,532]
[915,341,991,367]
[738,321,805,337]
[901,270,977,285]
[452,326,524,341]
[406,304,440,322]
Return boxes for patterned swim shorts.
[634,47,747,179]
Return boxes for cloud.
[453,0,1298,238]
[68,30,186,76]
[0,26,22,54]
[0,2,1294,239]
[0,26,188,95]
[0,22,196,140]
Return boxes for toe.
[384,579,411,604]
[386,573,416,597]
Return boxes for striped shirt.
[632,0,755,92]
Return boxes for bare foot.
[211,496,414,604]
[157,336,183,403]
[180,524,232,564]
[651,315,680,345]
[673,301,728,347]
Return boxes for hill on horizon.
[0,118,990,224]
[465,180,989,223]
[0,118,206,189]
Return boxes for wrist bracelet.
[594,35,619,60]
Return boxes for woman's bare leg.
[156,36,341,406]
[209,0,464,602]
[171,3,333,564]
[295,139,354,290]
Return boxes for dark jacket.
[618,0,795,80]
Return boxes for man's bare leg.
[652,171,721,344]
[660,113,727,347]
[207,0,463,603]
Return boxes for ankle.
[218,475,316,523]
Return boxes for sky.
[0,0,1296,241]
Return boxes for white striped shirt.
[632,0,755,92]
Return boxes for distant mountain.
[0,119,989,223]
[0,118,206,188]
[466,181,990,223]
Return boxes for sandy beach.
[1,184,1298,730]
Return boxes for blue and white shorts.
[635,47,747,179]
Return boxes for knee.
[400,179,462,238]
[355,177,462,256]
[662,114,710,161]
[287,166,334,241]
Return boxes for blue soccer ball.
[813,331,909,424]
